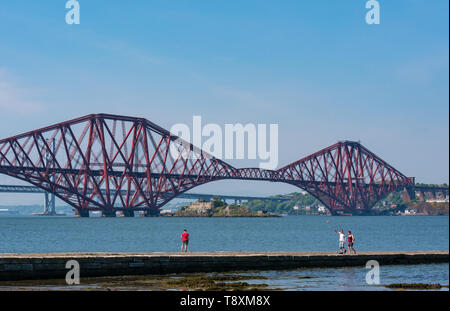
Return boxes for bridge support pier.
[143,210,160,217]
[74,209,89,217]
[429,191,436,200]
[119,210,135,217]
[418,191,425,202]
[43,191,56,215]
[102,210,117,217]
[403,187,415,203]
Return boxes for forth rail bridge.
[0,113,447,217]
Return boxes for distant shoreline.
[0,213,449,217]
[162,214,281,218]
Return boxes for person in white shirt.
[334,229,347,254]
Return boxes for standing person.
[347,231,357,254]
[334,229,347,254]
[180,229,190,253]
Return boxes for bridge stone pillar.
[102,210,117,217]
[74,209,89,217]
[429,191,436,200]
[43,191,56,215]
[418,191,425,202]
[402,187,415,203]
[119,210,135,217]
[143,209,160,217]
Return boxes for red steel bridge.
[0,114,446,216]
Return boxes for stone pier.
[101,210,117,217]
[143,210,160,217]
[74,209,89,217]
[120,210,135,217]
[0,251,447,281]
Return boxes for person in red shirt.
[347,231,357,254]
[180,229,190,252]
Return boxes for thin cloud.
[0,69,45,114]
[95,40,163,65]
[395,51,449,85]
[210,85,258,104]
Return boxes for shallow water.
[0,264,447,291]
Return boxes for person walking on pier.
[347,231,357,254]
[181,229,190,253]
[334,229,347,254]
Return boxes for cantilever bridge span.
[0,114,423,216]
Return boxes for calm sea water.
[0,215,448,253]
[0,215,448,290]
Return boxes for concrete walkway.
[1,251,448,281]
[1,250,448,257]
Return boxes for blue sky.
[0,1,448,203]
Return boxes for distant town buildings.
[317,206,326,213]
[188,201,214,213]
[403,208,417,215]
[426,198,449,203]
